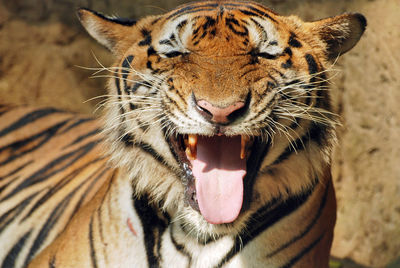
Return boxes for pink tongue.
[189,136,246,224]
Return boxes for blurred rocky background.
[0,0,399,267]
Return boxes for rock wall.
[0,0,399,266]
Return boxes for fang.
[240,135,251,159]
[186,134,198,160]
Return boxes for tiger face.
[78,1,365,237]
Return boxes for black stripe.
[120,132,177,175]
[67,166,111,224]
[250,18,267,39]
[258,52,278,60]
[169,33,177,44]
[134,195,168,267]
[130,81,151,94]
[165,51,184,58]
[175,8,220,20]
[79,8,136,26]
[159,39,173,46]
[115,77,126,128]
[151,17,161,25]
[279,232,325,268]
[162,120,181,167]
[97,171,116,247]
[281,58,293,69]
[122,55,134,93]
[242,5,276,22]
[202,16,217,30]
[242,137,271,211]
[265,183,330,258]
[217,180,317,267]
[89,215,98,268]
[0,120,69,165]
[283,47,292,57]
[0,140,100,202]
[23,192,76,267]
[270,122,327,166]
[0,105,12,116]
[245,90,277,122]
[146,60,153,70]
[240,67,258,78]
[229,5,276,22]
[269,40,278,46]
[49,255,56,268]
[305,54,318,75]
[122,55,134,73]
[177,19,188,32]
[1,230,32,268]
[225,17,248,36]
[288,32,302,48]
[61,118,94,133]
[167,3,219,19]
[148,47,157,57]
[97,208,105,244]
[0,192,39,234]
[0,108,63,138]
[238,9,263,19]
[0,160,33,181]
[66,128,101,147]
[21,158,106,221]
[139,34,152,46]
[169,224,192,264]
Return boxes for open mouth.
[169,133,269,225]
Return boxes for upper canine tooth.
[188,134,198,159]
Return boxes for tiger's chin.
[176,203,254,240]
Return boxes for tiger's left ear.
[77,8,137,55]
[307,13,367,60]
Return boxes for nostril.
[227,103,246,122]
[196,102,213,117]
[196,99,245,124]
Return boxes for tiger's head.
[78,1,365,238]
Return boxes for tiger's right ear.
[77,8,137,55]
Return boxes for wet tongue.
[189,136,246,224]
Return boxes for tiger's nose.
[195,99,245,124]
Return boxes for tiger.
[0,1,366,267]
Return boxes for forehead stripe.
[167,3,219,19]
[224,3,276,22]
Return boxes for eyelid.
[256,52,278,60]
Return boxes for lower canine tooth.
[240,135,250,159]
[185,147,196,160]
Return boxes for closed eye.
[256,52,278,60]
[165,51,185,58]
[249,49,278,60]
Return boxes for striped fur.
[0,1,366,267]
[0,106,114,267]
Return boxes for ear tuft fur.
[77,8,137,53]
[311,13,367,60]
